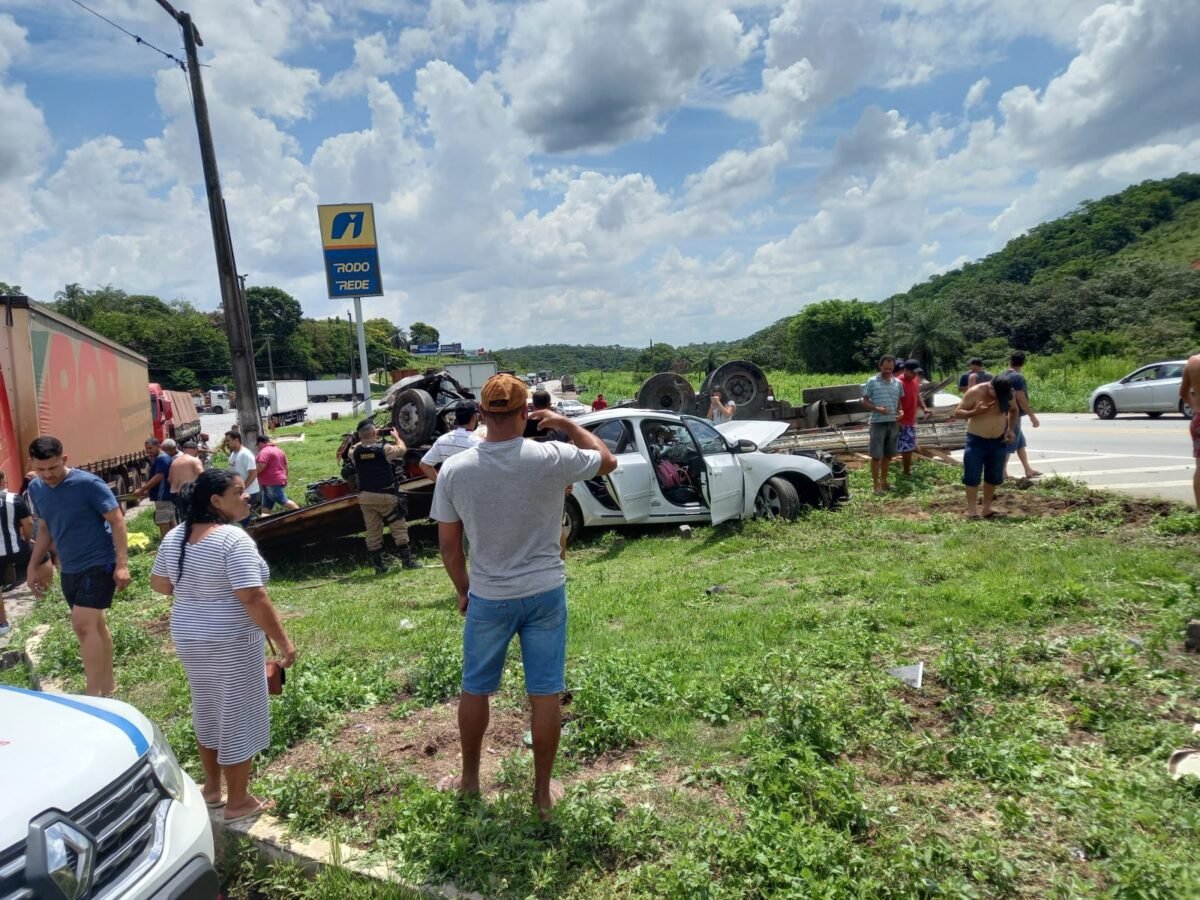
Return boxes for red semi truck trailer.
[149,383,201,443]
[0,294,153,495]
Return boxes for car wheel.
[1093,395,1117,420]
[1182,400,1195,420]
[212,406,224,415]
[390,388,438,445]
[563,497,583,545]
[754,476,800,520]
[1147,411,1164,418]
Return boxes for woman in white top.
[151,469,296,822]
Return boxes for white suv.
[0,685,218,900]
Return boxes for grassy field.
[575,357,1139,415]
[10,417,1200,898]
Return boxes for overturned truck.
[634,360,967,454]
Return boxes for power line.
[64,0,187,70]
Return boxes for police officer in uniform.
[351,419,421,574]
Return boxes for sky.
[0,0,1197,351]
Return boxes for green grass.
[22,450,1200,898]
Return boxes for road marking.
[1057,465,1196,478]
[1087,479,1194,490]
[1035,450,1193,462]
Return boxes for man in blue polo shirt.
[862,355,904,495]
[135,437,176,537]
[26,436,131,696]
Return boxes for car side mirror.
[735,438,758,453]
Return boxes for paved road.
[199,400,365,437]
[966,413,1196,504]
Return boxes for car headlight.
[148,723,186,801]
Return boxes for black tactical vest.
[352,443,396,493]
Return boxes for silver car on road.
[1089,360,1193,419]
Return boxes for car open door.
[684,417,744,525]
[605,455,653,522]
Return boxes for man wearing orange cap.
[431,373,617,818]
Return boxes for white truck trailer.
[257,379,308,427]
[306,378,366,402]
[446,361,498,396]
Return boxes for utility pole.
[265,336,275,382]
[347,312,358,413]
[156,1,260,444]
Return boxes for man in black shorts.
[26,436,131,696]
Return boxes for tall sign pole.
[156,1,260,443]
[318,203,383,416]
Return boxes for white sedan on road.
[1089,360,1193,419]
[563,409,848,542]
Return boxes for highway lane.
[954,413,1196,504]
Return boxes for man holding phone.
[351,419,420,574]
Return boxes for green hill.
[494,174,1200,376]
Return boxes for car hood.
[715,420,789,449]
[0,687,152,849]
[1090,381,1121,395]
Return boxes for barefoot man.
[1182,353,1200,508]
[954,375,1017,519]
[26,436,131,695]
[431,374,616,817]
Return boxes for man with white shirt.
[419,403,481,482]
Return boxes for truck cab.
[149,384,202,444]
[1,685,218,899]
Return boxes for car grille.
[0,758,169,900]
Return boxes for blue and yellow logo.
[318,203,377,249]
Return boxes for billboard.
[317,203,383,298]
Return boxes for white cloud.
[499,0,751,152]
[964,76,989,110]
[996,0,1200,166]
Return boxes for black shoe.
[370,550,388,575]
[398,544,422,570]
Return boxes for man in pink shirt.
[255,435,299,513]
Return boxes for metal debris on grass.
[887,661,924,689]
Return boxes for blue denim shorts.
[963,433,1007,487]
[260,484,289,509]
[462,584,567,696]
[1006,419,1027,453]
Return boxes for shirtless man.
[1182,354,1200,507]
[954,374,1017,519]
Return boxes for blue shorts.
[897,425,918,453]
[462,584,567,696]
[260,484,289,509]
[963,433,1007,487]
[1006,419,1027,453]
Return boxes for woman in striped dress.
[150,469,296,822]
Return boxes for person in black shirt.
[958,358,992,391]
[0,470,43,636]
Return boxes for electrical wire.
[64,0,187,70]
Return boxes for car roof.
[579,407,699,425]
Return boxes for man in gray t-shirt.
[431,373,617,818]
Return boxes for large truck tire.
[391,388,439,445]
[708,361,769,417]
[636,373,696,413]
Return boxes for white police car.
[0,685,218,900]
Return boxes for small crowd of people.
[5,356,1196,826]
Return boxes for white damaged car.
[563,409,848,542]
[0,684,218,900]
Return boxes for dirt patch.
[141,613,172,639]
[269,700,528,792]
[918,486,1174,525]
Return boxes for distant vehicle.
[554,398,588,417]
[2,685,218,899]
[1089,360,1192,419]
[561,408,847,543]
[202,389,232,414]
[1,294,152,499]
[257,380,308,427]
[306,378,365,402]
[445,361,498,396]
[149,383,201,443]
